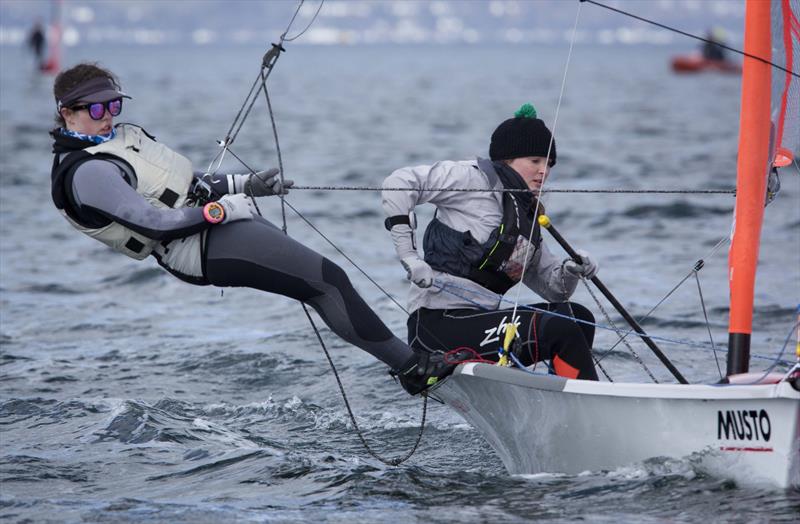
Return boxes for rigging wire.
[580,276,658,382]
[593,235,730,364]
[280,199,408,315]
[283,0,325,41]
[214,0,428,467]
[290,185,736,195]
[581,0,800,79]
[736,320,800,385]
[509,0,583,330]
[430,278,794,366]
[498,1,649,380]
[695,270,723,379]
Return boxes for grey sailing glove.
[217,193,256,223]
[563,249,599,279]
[401,255,434,288]
[236,168,294,196]
[387,214,431,287]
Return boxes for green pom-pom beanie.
[489,103,556,166]
[514,103,537,119]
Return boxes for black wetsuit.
[408,303,598,380]
[50,132,414,370]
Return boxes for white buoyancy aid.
[60,124,194,260]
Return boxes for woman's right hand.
[217,193,256,223]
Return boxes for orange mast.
[727,0,772,376]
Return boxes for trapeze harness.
[49,124,414,370]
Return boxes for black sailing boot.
[393,349,472,396]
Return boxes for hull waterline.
[432,363,800,488]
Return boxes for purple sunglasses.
[71,98,123,120]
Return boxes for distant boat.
[40,0,61,74]
[671,53,741,74]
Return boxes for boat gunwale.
[436,363,800,401]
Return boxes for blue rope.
[509,351,553,376]
[431,280,794,366]
[482,305,796,384]
[732,321,800,385]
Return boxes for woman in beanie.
[50,62,420,382]
[384,104,599,394]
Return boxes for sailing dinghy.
[431,0,800,489]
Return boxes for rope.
[581,0,800,79]
[509,0,583,327]
[595,234,729,363]
[214,0,427,467]
[302,303,428,467]
[280,199,408,315]
[431,279,794,366]
[736,321,800,385]
[563,272,615,381]
[695,271,723,380]
[291,184,736,195]
[283,0,325,42]
[261,81,288,232]
[579,275,656,382]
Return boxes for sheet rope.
[207,0,428,468]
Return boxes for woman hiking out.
[50,62,442,391]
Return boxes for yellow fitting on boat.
[497,322,517,367]
[537,214,551,228]
[503,322,517,350]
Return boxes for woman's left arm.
[72,159,208,240]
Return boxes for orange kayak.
[671,54,741,73]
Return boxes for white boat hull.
[432,363,800,488]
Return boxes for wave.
[622,200,732,219]
[16,283,82,294]
[100,267,165,286]
[0,352,33,366]
[0,455,90,483]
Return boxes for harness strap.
[467,266,516,294]
[384,214,411,231]
[478,192,520,272]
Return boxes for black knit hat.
[489,103,556,166]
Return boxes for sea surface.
[1,40,798,523]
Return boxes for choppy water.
[1,41,799,522]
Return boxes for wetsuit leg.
[407,303,598,380]
[204,215,413,370]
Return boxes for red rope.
[443,346,494,365]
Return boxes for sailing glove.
[217,193,256,223]
[242,168,294,196]
[401,256,434,288]
[563,249,599,279]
